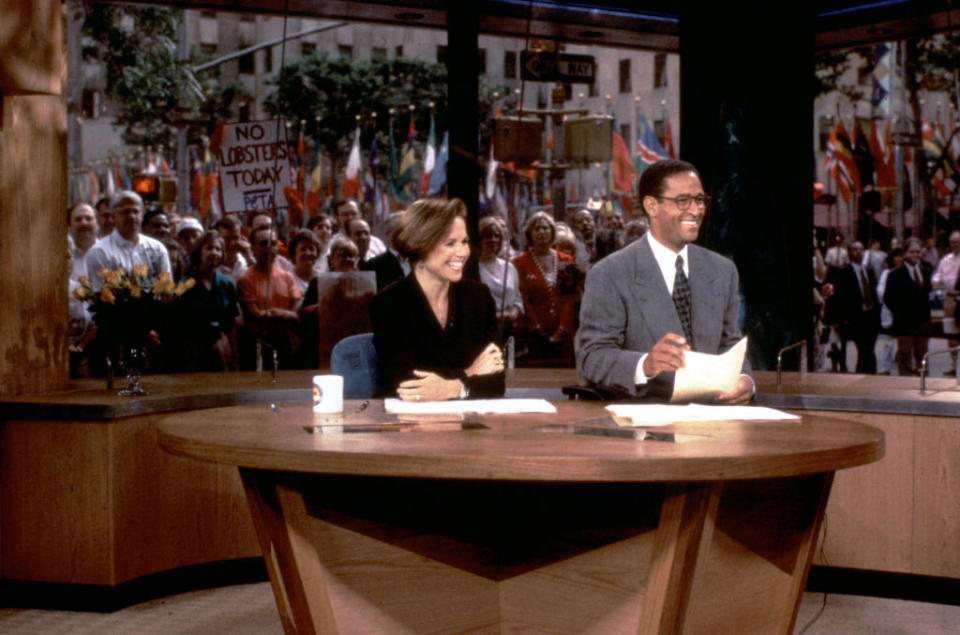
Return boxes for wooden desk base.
[241,470,832,634]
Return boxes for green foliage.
[83,4,247,150]
[264,53,505,162]
[814,49,864,102]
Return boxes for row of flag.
[824,115,960,208]
[325,108,677,216]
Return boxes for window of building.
[372,47,387,61]
[654,53,668,89]
[478,49,487,74]
[437,45,447,66]
[238,52,254,75]
[504,51,516,79]
[301,41,316,57]
[619,58,631,93]
[263,47,273,73]
[338,45,353,59]
[589,82,598,98]
[395,45,404,58]
[563,83,572,101]
[620,123,631,144]
[239,101,251,122]
[81,89,101,119]
[536,87,548,109]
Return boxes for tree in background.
[83,4,247,150]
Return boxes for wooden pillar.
[680,6,813,371]
[0,1,68,395]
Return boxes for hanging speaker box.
[494,117,543,163]
[563,116,613,164]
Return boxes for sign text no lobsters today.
[217,121,292,213]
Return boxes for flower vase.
[118,345,149,397]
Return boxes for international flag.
[398,118,416,186]
[421,115,436,195]
[851,121,874,187]
[825,122,859,203]
[364,134,379,203]
[611,118,637,194]
[305,161,323,214]
[634,109,669,173]
[428,131,449,196]
[342,125,361,199]
[869,120,896,189]
[485,141,498,201]
[663,116,676,159]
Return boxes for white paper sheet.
[384,398,556,415]
[671,336,748,402]
[606,403,799,426]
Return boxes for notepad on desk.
[606,403,799,427]
[385,398,557,415]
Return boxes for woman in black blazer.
[371,198,505,400]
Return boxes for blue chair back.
[330,333,379,399]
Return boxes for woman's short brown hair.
[394,198,468,263]
[287,228,321,259]
[523,211,556,247]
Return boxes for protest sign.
[216,120,292,213]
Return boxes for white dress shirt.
[85,231,172,290]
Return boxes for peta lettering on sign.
[217,120,292,213]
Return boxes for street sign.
[521,51,596,84]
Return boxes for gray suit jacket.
[575,235,748,399]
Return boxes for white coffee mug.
[312,375,344,414]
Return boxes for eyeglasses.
[657,194,711,210]
[255,240,275,248]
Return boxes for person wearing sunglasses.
[576,159,753,403]
[236,226,301,368]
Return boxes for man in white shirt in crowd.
[214,215,250,282]
[933,230,960,375]
[335,199,385,257]
[68,202,99,282]
[86,190,172,290]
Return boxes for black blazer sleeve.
[370,276,505,399]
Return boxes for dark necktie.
[858,266,874,310]
[673,254,694,346]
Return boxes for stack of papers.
[384,398,556,415]
[672,337,747,402]
[606,403,799,427]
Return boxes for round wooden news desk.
[157,399,882,635]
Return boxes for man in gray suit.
[575,159,753,403]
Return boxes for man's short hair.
[142,207,167,229]
[214,215,241,232]
[109,190,144,213]
[636,159,701,201]
[307,213,333,231]
[250,225,275,245]
[904,237,922,250]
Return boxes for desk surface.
[157,399,882,483]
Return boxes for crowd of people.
[67,188,649,378]
[814,230,960,376]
